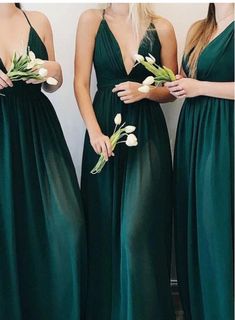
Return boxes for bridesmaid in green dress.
[0,4,86,320]
[74,4,177,320]
[166,3,234,320]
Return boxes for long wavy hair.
[184,3,217,77]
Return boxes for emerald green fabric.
[174,22,234,320]
[0,16,86,320]
[81,18,175,320]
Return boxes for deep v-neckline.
[0,26,32,74]
[103,19,151,76]
[201,20,234,56]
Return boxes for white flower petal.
[133,53,144,62]
[29,51,36,61]
[46,77,58,85]
[138,85,150,93]
[125,126,136,133]
[114,113,122,125]
[126,133,138,147]
[145,57,155,64]
[148,53,156,63]
[27,60,36,70]
[38,68,48,77]
[35,58,45,65]
[142,76,155,85]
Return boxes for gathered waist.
[0,82,42,97]
[97,78,136,91]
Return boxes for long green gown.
[0,12,86,320]
[174,22,234,320]
[81,13,175,320]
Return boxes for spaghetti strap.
[22,11,32,27]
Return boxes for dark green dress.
[81,15,175,320]
[0,12,86,320]
[174,22,234,320]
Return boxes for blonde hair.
[184,3,217,78]
[107,4,159,42]
[128,4,159,41]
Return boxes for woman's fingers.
[26,78,44,84]
[117,90,130,97]
[165,80,179,88]
[104,137,112,157]
[92,135,112,161]
[171,90,186,99]
[175,74,183,80]
[100,141,109,161]
[168,85,183,93]
[94,143,102,155]
[0,70,13,87]
[0,78,8,88]
[120,95,132,101]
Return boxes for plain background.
[24,3,208,179]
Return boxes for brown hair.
[184,3,217,78]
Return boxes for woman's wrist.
[198,81,209,96]
[88,126,102,138]
[49,61,61,80]
[144,85,155,100]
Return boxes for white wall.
[24,3,208,180]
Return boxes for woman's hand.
[89,131,112,161]
[0,70,13,90]
[112,81,148,104]
[165,75,202,99]
[25,61,60,85]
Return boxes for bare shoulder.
[25,10,50,27]
[152,17,175,37]
[78,9,103,27]
[24,10,51,37]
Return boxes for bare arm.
[74,10,112,160]
[26,11,62,93]
[194,80,234,100]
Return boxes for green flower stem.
[139,60,176,84]
[91,126,129,174]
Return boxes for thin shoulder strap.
[22,11,32,27]
[102,9,106,20]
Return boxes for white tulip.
[114,113,122,125]
[27,60,36,70]
[145,57,155,64]
[126,134,138,147]
[138,85,150,93]
[38,68,48,77]
[125,126,136,133]
[133,54,144,62]
[142,76,155,85]
[35,58,44,65]
[46,77,58,85]
[148,53,156,63]
[29,51,36,61]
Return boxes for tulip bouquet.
[91,113,138,174]
[134,53,176,93]
[6,49,58,85]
